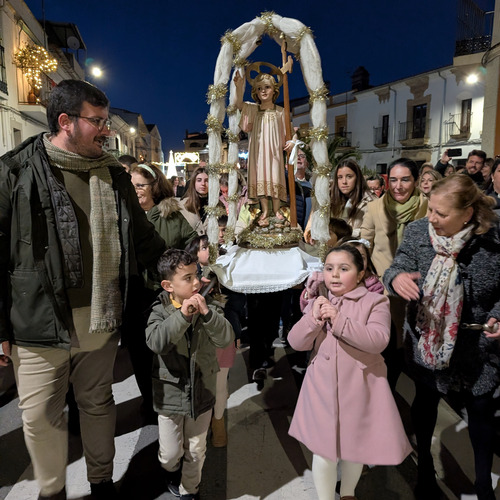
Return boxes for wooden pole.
[281,37,297,227]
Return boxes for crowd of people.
[1,78,500,500]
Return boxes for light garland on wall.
[14,43,58,90]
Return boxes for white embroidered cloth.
[210,245,322,294]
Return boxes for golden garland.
[259,11,279,37]
[204,205,227,218]
[313,163,333,177]
[220,30,242,54]
[307,126,329,142]
[205,114,223,133]
[206,162,223,176]
[317,204,330,218]
[226,193,241,203]
[206,162,238,176]
[206,83,227,104]
[318,242,329,262]
[296,26,313,43]
[209,243,219,264]
[223,227,235,244]
[225,128,240,143]
[14,43,58,90]
[226,104,238,116]
[233,55,250,68]
[309,85,329,104]
[237,226,303,249]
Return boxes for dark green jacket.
[147,197,197,250]
[0,133,166,348]
[145,290,234,418]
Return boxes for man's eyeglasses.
[68,115,112,132]
[297,154,306,160]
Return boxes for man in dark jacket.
[0,80,166,500]
[436,148,486,187]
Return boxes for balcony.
[332,131,352,147]
[444,112,472,141]
[398,119,431,147]
[455,35,491,56]
[373,126,389,148]
[17,73,56,123]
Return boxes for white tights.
[312,454,363,499]
[213,367,229,419]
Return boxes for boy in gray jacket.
[146,249,233,499]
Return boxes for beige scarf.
[44,135,122,333]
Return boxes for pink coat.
[288,286,412,465]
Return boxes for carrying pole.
[281,35,297,227]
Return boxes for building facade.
[0,0,162,160]
[291,60,486,173]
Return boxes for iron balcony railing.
[373,126,389,146]
[398,119,431,141]
[444,112,472,138]
[332,131,352,147]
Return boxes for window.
[381,115,389,144]
[412,104,427,139]
[0,45,7,94]
[460,98,472,132]
[335,114,347,136]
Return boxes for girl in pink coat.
[288,245,411,499]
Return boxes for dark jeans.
[121,278,157,411]
[411,380,496,500]
[280,287,303,340]
[246,291,283,369]
[221,287,246,341]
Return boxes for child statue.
[234,65,292,226]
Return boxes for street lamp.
[466,73,479,84]
[90,66,103,78]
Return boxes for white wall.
[292,63,488,172]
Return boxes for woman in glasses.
[130,164,197,249]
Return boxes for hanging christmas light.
[14,43,58,91]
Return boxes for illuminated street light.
[466,73,479,84]
[90,66,103,78]
[129,127,136,134]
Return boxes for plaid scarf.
[44,135,122,333]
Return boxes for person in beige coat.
[304,159,375,242]
[180,167,209,235]
[361,158,428,388]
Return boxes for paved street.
[1,340,499,499]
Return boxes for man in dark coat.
[0,80,166,500]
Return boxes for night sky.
[27,0,495,156]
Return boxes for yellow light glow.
[91,66,103,78]
[129,127,136,134]
[175,152,200,164]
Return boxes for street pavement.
[1,340,499,499]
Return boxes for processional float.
[205,12,331,291]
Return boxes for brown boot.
[211,415,227,447]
